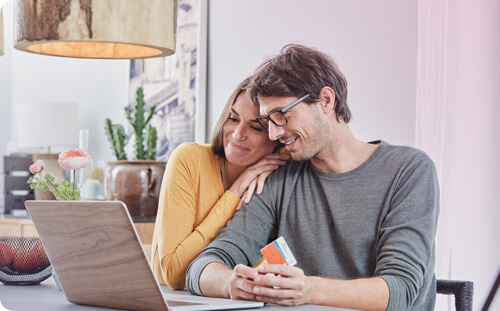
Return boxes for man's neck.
[311,125,379,174]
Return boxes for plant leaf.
[46,174,55,183]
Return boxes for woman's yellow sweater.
[151,143,240,289]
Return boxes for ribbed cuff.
[186,255,226,296]
[380,275,400,311]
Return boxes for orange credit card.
[260,236,297,266]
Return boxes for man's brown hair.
[249,44,351,123]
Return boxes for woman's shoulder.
[167,143,219,179]
[170,142,215,163]
[173,142,211,154]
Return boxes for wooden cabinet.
[0,216,155,260]
[0,216,155,244]
[133,222,155,245]
[0,216,39,237]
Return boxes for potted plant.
[104,87,166,220]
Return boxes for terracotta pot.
[104,161,166,220]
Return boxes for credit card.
[260,236,297,266]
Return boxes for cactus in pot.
[104,87,158,160]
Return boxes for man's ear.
[318,87,336,115]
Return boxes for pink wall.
[445,1,500,309]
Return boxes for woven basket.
[0,236,52,285]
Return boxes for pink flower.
[29,160,45,174]
[58,149,91,170]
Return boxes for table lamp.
[13,102,79,198]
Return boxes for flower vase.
[104,160,166,220]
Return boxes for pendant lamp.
[13,0,177,59]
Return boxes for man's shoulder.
[268,160,311,184]
[377,141,436,170]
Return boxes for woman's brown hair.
[211,77,252,157]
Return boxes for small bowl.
[0,236,52,285]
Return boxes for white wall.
[442,1,500,309]
[209,1,499,309]
[0,1,13,212]
[0,0,418,189]
[0,1,129,212]
[0,1,129,164]
[10,52,129,161]
[0,1,499,309]
[207,0,418,147]
[414,1,500,309]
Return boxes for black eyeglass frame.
[256,94,311,129]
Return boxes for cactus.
[104,87,158,160]
[144,124,157,160]
[104,119,127,160]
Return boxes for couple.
[151,44,439,311]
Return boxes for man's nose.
[268,122,284,141]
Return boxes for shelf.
[0,216,155,245]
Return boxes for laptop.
[25,200,264,311]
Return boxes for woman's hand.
[229,153,290,209]
[237,170,271,210]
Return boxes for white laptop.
[25,200,264,311]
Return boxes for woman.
[151,77,289,289]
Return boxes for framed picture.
[128,0,207,162]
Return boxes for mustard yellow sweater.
[151,143,240,289]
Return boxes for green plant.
[27,149,91,201]
[104,87,158,160]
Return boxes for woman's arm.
[153,145,288,290]
[228,153,289,210]
[152,144,240,289]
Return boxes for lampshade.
[14,102,79,150]
[0,7,4,57]
[13,0,177,59]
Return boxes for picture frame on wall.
[128,0,207,162]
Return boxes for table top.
[0,276,356,311]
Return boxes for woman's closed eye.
[250,125,264,132]
[228,115,240,123]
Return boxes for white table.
[0,277,357,311]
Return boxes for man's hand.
[252,264,311,306]
[227,264,261,300]
[200,262,389,310]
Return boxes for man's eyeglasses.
[256,94,310,130]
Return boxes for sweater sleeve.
[375,152,439,310]
[186,171,281,296]
[151,143,241,290]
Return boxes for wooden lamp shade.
[13,0,177,59]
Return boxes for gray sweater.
[186,141,439,311]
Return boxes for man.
[186,44,439,311]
